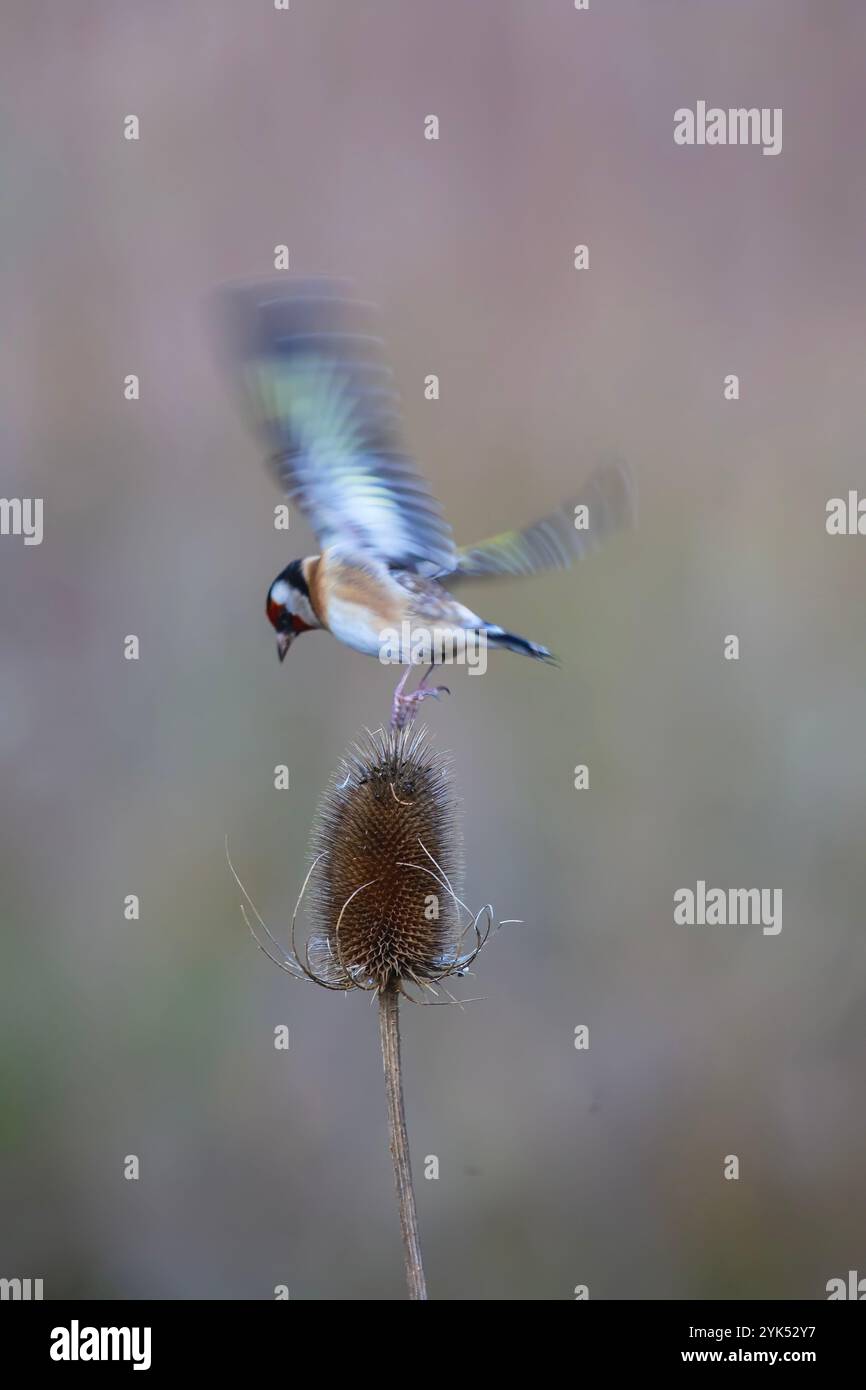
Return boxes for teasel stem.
[378,982,427,1300]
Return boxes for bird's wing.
[392,569,483,626]
[220,279,456,577]
[454,459,636,581]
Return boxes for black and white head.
[265,558,319,661]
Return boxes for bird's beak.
[276,631,293,663]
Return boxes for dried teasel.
[227,723,509,1299]
[300,725,490,1000]
[226,725,498,1001]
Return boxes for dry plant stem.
[378,983,428,1300]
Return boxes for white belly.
[326,597,393,657]
[328,599,476,666]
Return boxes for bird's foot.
[390,682,450,731]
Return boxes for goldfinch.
[221,279,634,725]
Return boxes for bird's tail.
[480,624,559,665]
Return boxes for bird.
[220,279,635,727]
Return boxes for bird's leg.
[390,667,413,730]
[391,664,450,730]
[417,662,451,700]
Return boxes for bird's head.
[266,558,318,662]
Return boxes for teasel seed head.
[295,726,486,998]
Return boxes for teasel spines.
[302,725,473,995]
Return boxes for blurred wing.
[454,459,636,580]
[221,279,456,576]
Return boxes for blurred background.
[2,0,865,1300]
